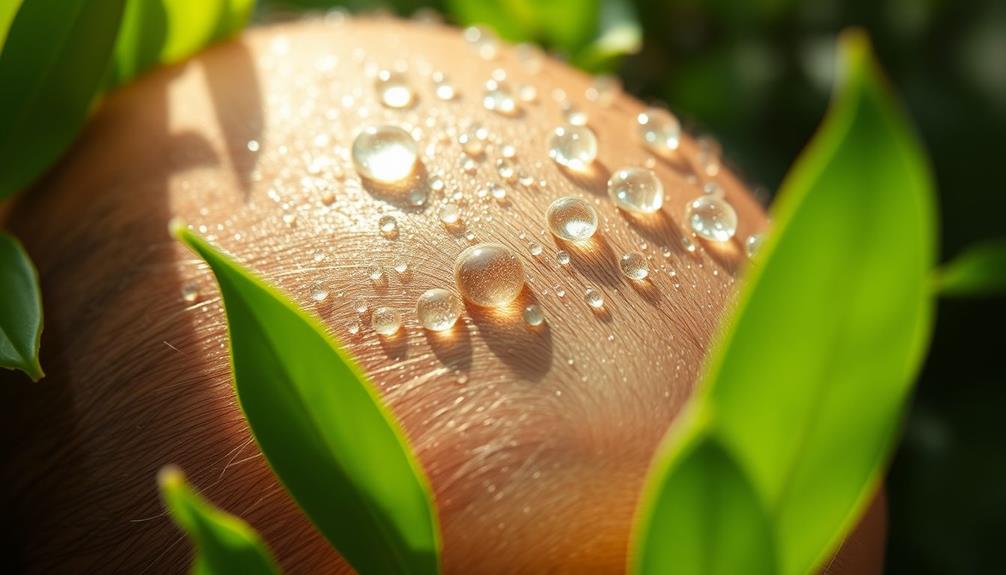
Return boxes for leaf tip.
[157,464,185,493]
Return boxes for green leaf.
[446,0,599,55]
[173,224,440,575]
[0,0,22,51]
[159,465,280,575]
[631,408,776,575]
[632,29,937,575]
[0,232,44,381]
[935,239,1006,297]
[571,0,641,72]
[111,0,254,87]
[0,0,127,199]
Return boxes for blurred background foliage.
[264,1,1003,573]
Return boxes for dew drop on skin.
[372,307,402,336]
[454,243,525,307]
[607,167,664,214]
[636,107,681,155]
[375,69,415,109]
[522,304,544,327]
[378,215,398,238]
[416,288,462,332]
[351,125,418,184]
[546,197,598,242]
[685,196,738,241]
[585,288,604,309]
[548,125,597,170]
[619,252,649,280]
[745,233,764,258]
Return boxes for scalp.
[3,16,777,574]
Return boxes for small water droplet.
[637,108,681,155]
[347,321,361,335]
[354,299,369,314]
[416,288,462,331]
[372,307,402,335]
[500,144,517,159]
[548,125,597,170]
[378,215,399,238]
[514,43,544,73]
[352,125,418,184]
[556,250,570,265]
[523,304,544,327]
[682,235,697,253]
[435,82,457,100]
[546,196,598,242]
[465,26,499,60]
[375,69,415,109]
[703,182,723,196]
[181,284,200,303]
[483,88,518,116]
[607,167,664,214]
[745,233,764,258]
[496,158,516,181]
[563,105,588,126]
[311,286,330,302]
[685,196,738,241]
[619,252,649,280]
[529,243,543,256]
[393,260,409,274]
[585,288,604,309]
[518,84,538,103]
[455,243,525,307]
[439,203,460,225]
[368,263,384,281]
[490,184,507,201]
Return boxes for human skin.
[0,18,884,574]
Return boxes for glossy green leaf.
[111,0,254,87]
[0,0,22,51]
[571,0,641,72]
[174,224,440,575]
[446,0,599,55]
[0,232,44,381]
[0,0,126,199]
[159,466,280,575]
[631,408,776,575]
[935,239,1006,297]
[632,29,936,575]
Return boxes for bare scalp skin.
[0,18,882,574]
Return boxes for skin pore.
[0,18,883,574]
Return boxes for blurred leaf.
[0,0,126,199]
[174,224,440,575]
[572,0,641,72]
[632,29,937,575]
[631,409,776,575]
[0,232,44,381]
[0,0,22,51]
[446,0,598,55]
[159,466,280,575]
[111,0,253,86]
[935,239,1006,297]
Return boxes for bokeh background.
[284,1,1005,572]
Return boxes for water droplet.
[393,260,409,274]
[607,167,664,214]
[490,184,507,201]
[378,215,399,238]
[546,196,598,242]
[368,263,384,281]
[563,105,588,126]
[375,69,415,109]
[352,125,418,184]
[529,243,543,256]
[311,286,330,302]
[501,144,516,159]
[439,203,460,225]
[435,82,457,100]
[354,299,369,314]
[416,288,462,331]
[682,235,697,253]
[465,26,499,60]
[518,84,538,103]
[181,284,200,303]
[585,288,604,309]
[523,304,544,327]
[745,233,764,258]
[372,307,402,336]
[548,125,597,170]
[586,75,619,106]
[619,252,649,280]
[483,82,519,116]
[458,129,486,157]
[246,139,260,152]
[556,250,570,265]
[455,243,525,307]
[637,108,681,155]
[703,182,723,196]
[685,196,738,241]
[496,158,516,181]
[347,321,361,335]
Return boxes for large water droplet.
[548,125,597,170]
[375,69,415,109]
[372,307,402,336]
[619,252,649,280]
[637,107,681,155]
[416,288,462,331]
[607,167,664,214]
[352,125,418,184]
[685,196,738,241]
[546,196,598,242]
[455,243,525,307]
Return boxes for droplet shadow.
[557,234,622,287]
[462,287,552,381]
[557,160,609,196]
[361,161,431,213]
[424,321,474,374]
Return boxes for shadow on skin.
[559,234,623,288]
[424,321,474,375]
[556,160,610,197]
[463,287,553,382]
[361,162,431,213]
